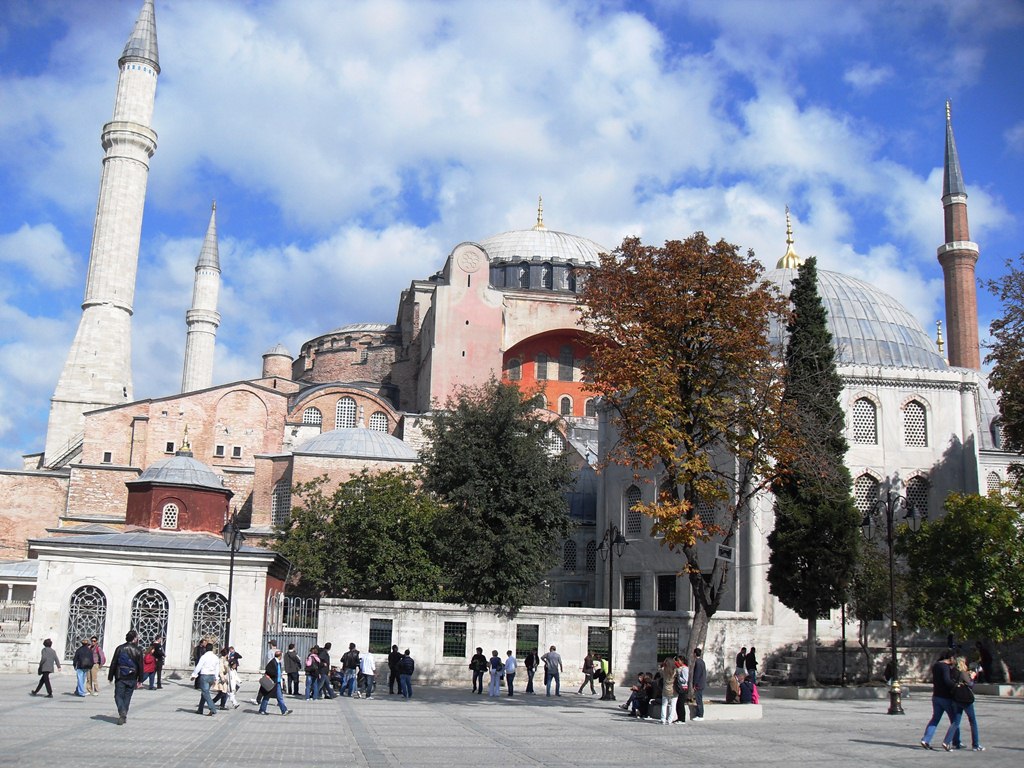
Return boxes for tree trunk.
[805,617,819,687]
[857,621,872,684]
[687,604,711,661]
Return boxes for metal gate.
[263,591,318,661]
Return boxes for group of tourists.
[467,645,570,698]
[300,641,415,701]
[619,647,708,724]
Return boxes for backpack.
[117,647,138,679]
[305,654,318,674]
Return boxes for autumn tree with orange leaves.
[579,233,793,656]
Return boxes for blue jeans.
[145,671,157,689]
[922,696,955,744]
[526,667,536,693]
[113,678,136,718]
[362,674,375,697]
[694,687,705,718]
[320,670,334,698]
[75,668,88,696]
[343,669,357,696]
[399,673,412,698]
[305,673,319,700]
[546,670,560,696]
[505,672,515,696]
[472,668,485,693]
[196,674,217,714]
[952,701,981,748]
[259,683,288,714]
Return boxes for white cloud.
[843,62,893,92]
[1005,121,1024,156]
[0,222,78,287]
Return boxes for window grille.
[695,499,715,528]
[905,476,929,517]
[336,397,357,429]
[191,592,228,652]
[854,474,879,515]
[625,485,642,538]
[536,352,548,380]
[851,398,877,444]
[65,586,107,661]
[160,503,178,529]
[368,618,393,654]
[623,577,641,610]
[657,575,677,612]
[656,627,679,660]
[271,480,292,527]
[991,421,1003,449]
[542,264,553,289]
[516,624,539,657]
[507,358,522,381]
[231,446,242,458]
[131,588,169,648]
[544,429,566,456]
[214,445,225,457]
[567,269,577,293]
[518,264,530,289]
[587,626,609,658]
[987,472,1001,497]
[585,540,597,572]
[368,412,388,433]
[302,407,322,426]
[584,399,596,417]
[903,401,927,447]
[560,396,572,416]
[442,621,467,657]
[558,346,574,382]
[563,540,577,571]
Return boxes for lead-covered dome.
[296,427,418,461]
[766,267,947,370]
[129,452,228,492]
[479,227,609,266]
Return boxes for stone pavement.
[1,673,1021,768]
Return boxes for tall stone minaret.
[181,203,222,393]
[44,1,160,466]
[937,100,981,370]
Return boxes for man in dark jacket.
[284,643,302,696]
[151,636,165,689]
[108,630,144,725]
[691,647,708,721]
[318,642,335,698]
[398,649,415,698]
[72,638,93,697]
[341,643,360,697]
[388,645,402,694]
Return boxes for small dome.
[479,228,609,266]
[130,453,229,492]
[296,428,418,461]
[263,343,291,358]
[766,268,947,370]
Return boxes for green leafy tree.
[898,492,1024,654]
[419,378,575,614]
[275,469,446,601]
[848,539,899,682]
[579,233,794,655]
[767,257,860,685]
[987,255,1024,459]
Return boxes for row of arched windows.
[850,397,928,447]
[562,539,598,572]
[853,473,930,516]
[300,403,390,433]
[64,586,224,661]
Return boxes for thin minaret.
[181,202,222,392]
[937,100,981,370]
[44,0,160,465]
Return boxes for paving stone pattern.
[1,674,1021,767]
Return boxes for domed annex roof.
[129,452,229,492]
[765,267,947,370]
[324,322,394,336]
[296,427,418,461]
[479,199,608,266]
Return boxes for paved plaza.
[1,673,1021,767]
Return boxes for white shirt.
[192,650,220,677]
[359,652,376,675]
[505,655,518,674]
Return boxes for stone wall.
[0,470,71,560]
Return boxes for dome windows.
[851,398,877,444]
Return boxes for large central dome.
[765,267,947,370]
[479,227,609,266]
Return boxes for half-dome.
[766,267,947,370]
[479,228,609,266]
[295,427,418,461]
[129,452,229,492]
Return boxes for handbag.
[953,681,975,705]
[260,674,276,692]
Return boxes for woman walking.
[577,653,596,695]
[943,656,985,751]
[30,638,61,697]
[920,650,956,749]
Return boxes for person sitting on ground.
[740,674,755,704]
[330,665,344,693]
[726,670,741,703]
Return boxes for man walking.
[258,649,291,716]
[541,645,563,696]
[151,636,165,689]
[691,647,707,721]
[319,642,336,698]
[72,638,93,697]
[108,630,144,725]
[359,648,376,698]
[341,643,360,697]
[284,643,301,697]
[398,649,415,698]
[86,636,105,695]
[191,642,220,716]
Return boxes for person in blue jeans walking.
[304,646,321,700]
[920,650,957,749]
[945,656,985,751]
[191,642,220,716]
[72,638,93,697]
[398,649,415,698]
[259,649,291,716]
[541,646,562,696]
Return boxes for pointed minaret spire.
[937,101,981,369]
[44,0,160,466]
[532,195,547,230]
[181,202,222,393]
[776,206,804,269]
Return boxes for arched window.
[903,400,927,447]
[191,592,228,653]
[558,345,574,382]
[535,352,548,381]
[335,397,356,429]
[271,480,292,527]
[65,586,107,661]
[302,407,322,426]
[560,396,572,416]
[542,263,553,289]
[625,485,643,538]
[506,358,522,381]
[986,472,1002,497]
[131,588,169,648]
[584,398,596,418]
[160,503,179,530]
[518,263,530,289]
[695,499,716,528]
[567,268,577,293]
[585,540,597,572]
[851,398,877,444]
[854,474,880,516]
[563,540,577,571]
[991,420,1003,450]
[368,411,388,433]
[906,476,929,517]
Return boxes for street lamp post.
[220,510,244,650]
[861,489,925,715]
[597,524,628,700]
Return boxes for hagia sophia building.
[0,1,1011,677]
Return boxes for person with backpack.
[107,630,144,725]
[284,643,302,697]
[398,649,415,698]
[304,646,321,700]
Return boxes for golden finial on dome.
[936,320,945,357]
[532,195,547,230]
[181,425,191,452]
[776,206,804,269]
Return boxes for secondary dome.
[129,452,228,492]
[296,427,418,461]
[479,227,609,266]
[765,267,947,370]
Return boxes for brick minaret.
[937,101,980,370]
[181,202,222,392]
[44,1,160,466]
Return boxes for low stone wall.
[0,637,33,673]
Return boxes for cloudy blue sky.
[1,0,1022,466]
